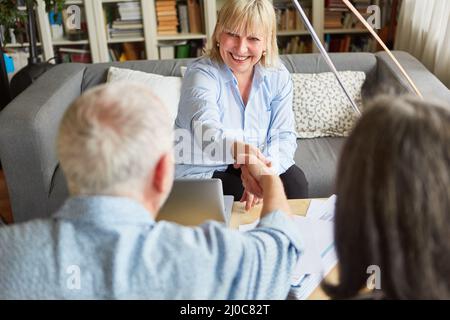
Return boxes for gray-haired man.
[0,82,302,299]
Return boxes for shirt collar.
[217,61,268,86]
[53,195,155,225]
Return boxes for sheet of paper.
[290,195,338,298]
[290,216,336,285]
[290,217,323,283]
[306,195,336,222]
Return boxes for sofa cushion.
[81,59,192,93]
[292,71,365,138]
[107,66,182,121]
[294,137,346,197]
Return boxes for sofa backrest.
[80,53,378,94]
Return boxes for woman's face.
[218,29,266,77]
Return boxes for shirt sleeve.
[153,210,303,299]
[175,61,236,165]
[265,66,297,175]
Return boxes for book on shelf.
[117,2,142,21]
[159,44,175,59]
[177,2,189,33]
[274,1,311,32]
[108,42,145,62]
[187,0,203,33]
[324,34,377,52]
[279,36,312,54]
[111,20,143,30]
[58,47,91,63]
[155,0,178,35]
[157,39,205,59]
[325,0,377,30]
[104,2,144,39]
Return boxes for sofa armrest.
[376,51,450,104]
[0,63,86,222]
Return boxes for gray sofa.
[1,51,449,223]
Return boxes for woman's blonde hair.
[208,0,279,68]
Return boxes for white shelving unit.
[92,0,216,62]
[5,0,379,66]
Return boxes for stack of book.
[324,34,377,52]
[274,1,311,31]
[279,37,312,54]
[155,0,178,35]
[325,0,372,29]
[109,2,143,39]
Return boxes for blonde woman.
[175,0,308,209]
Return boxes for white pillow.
[107,66,182,122]
[292,71,366,138]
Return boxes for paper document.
[237,195,338,299]
[289,195,338,300]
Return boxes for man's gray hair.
[57,82,173,195]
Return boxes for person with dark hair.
[322,95,450,299]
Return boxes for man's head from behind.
[57,82,174,215]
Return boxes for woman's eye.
[227,32,239,37]
[249,37,260,41]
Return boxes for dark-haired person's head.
[324,95,450,299]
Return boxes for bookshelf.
[91,0,216,61]
[2,0,395,69]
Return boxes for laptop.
[157,179,234,226]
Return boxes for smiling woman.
[174,0,309,210]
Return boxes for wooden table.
[231,199,338,300]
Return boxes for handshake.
[232,141,291,216]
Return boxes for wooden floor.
[0,169,13,224]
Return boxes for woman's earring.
[262,51,266,56]
[217,43,220,47]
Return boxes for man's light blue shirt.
[0,196,303,299]
[175,57,297,179]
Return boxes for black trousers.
[212,164,309,200]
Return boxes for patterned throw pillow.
[291,71,366,138]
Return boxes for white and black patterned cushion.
[292,71,366,138]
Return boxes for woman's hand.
[232,141,271,169]
[240,189,262,211]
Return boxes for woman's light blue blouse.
[175,57,297,179]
